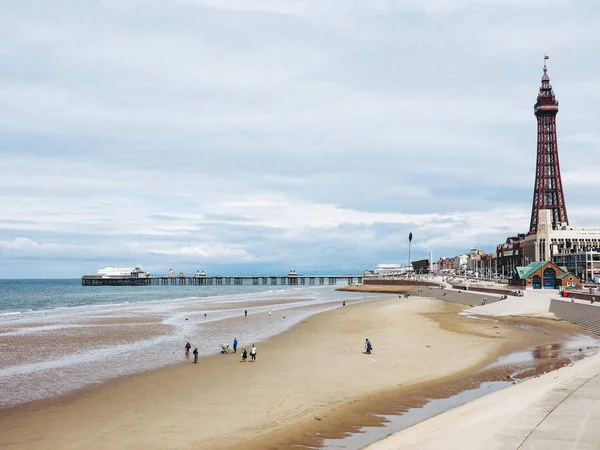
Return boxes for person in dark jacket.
[193,348,199,364]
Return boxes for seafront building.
[97,266,147,277]
[454,254,469,273]
[509,260,580,289]
[438,257,455,271]
[552,250,600,282]
[496,234,526,277]
[363,264,407,278]
[412,259,431,274]
[524,209,600,274]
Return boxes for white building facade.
[525,210,600,272]
[552,251,600,282]
[453,254,469,272]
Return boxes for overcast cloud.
[1,0,599,278]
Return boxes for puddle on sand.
[321,381,511,450]
[489,334,598,370]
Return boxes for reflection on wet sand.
[533,342,563,359]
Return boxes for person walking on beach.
[245,310,248,317]
[365,338,372,354]
[343,301,346,306]
[184,342,191,358]
[193,347,199,364]
[233,337,238,353]
[250,344,257,362]
[268,309,272,317]
[241,347,247,362]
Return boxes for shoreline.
[0,287,378,409]
[2,293,593,449]
[0,298,378,413]
[0,283,341,317]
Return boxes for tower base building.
[524,209,600,281]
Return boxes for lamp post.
[408,232,413,270]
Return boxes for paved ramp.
[550,299,600,336]
[420,287,506,307]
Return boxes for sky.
[1,0,600,278]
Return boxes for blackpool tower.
[528,60,569,234]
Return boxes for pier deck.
[81,275,363,287]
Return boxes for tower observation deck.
[528,61,569,234]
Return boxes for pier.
[81,274,363,287]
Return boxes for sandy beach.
[0,293,587,450]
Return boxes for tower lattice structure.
[528,63,569,234]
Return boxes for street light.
[408,232,413,269]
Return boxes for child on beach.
[250,344,257,361]
[193,348,198,364]
[241,347,247,362]
[365,338,372,354]
[184,342,191,357]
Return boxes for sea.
[0,279,379,408]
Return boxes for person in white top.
[268,309,272,316]
[250,344,257,361]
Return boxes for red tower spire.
[528,61,569,234]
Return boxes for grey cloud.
[1,1,599,277]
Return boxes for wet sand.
[0,289,371,408]
[0,294,586,450]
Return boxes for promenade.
[366,283,600,450]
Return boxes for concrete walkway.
[516,367,600,450]
[365,352,600,450]
[466,288,556,317]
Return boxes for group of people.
[240,344,257,362]
[184,342,199,363]
[227,337,257,362]
[184,309,278,365]
[187,337,257,364]
[219,337,244,355]
[183,300,379,368]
